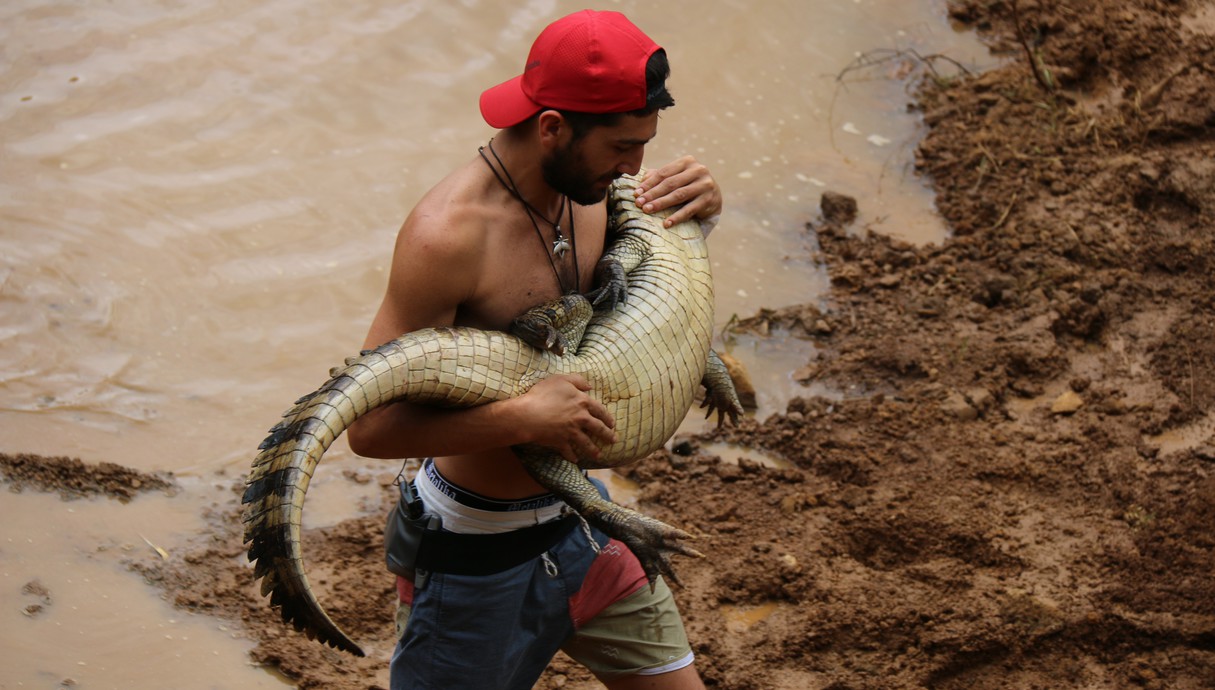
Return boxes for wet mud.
[8,0,1215,687]
[1,452,175,502]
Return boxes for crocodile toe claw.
[510,315,568,356]
[615,514,704,590]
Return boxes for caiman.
[242,172,743,656]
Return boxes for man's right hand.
[517,374,617,463]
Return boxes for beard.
[541,141,615,206]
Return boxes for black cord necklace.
[481,141,575,258]
[478,140,580,294]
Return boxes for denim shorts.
[388,476,693,689]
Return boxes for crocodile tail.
[241,348,390,655]
[241,327,544,656]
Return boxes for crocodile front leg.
[513,446,704,588]
[510,293,594,356]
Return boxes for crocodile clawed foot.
[700,392,744,428]
[589,258,628,311]
[700,351,745,428]
[614,513,704,591]
[510,312,569,356]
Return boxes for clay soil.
[8,1,1215,688]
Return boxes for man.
[347,10,721,690]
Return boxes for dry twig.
[1011,0,1056,94]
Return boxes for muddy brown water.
[0,1,991,686]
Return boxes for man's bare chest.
[457,238,602,332]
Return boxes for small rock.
[839,486,867,509]
[916,301,942,318]
[792,364,817,383]
[877,274,902,288]
[820,191,858,225]
[1050,390,1084,415]
[941,391,979,421]
[780,494,805,514]
[714,463,743,481]
[779,553,801,572]
[712,503,740,522]
[831,264,864,288]
[965,387,994,412]
[1098,397,1128,416]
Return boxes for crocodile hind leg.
[700,349,745,428]
[513,447,703,588]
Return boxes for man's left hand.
[634,155,722,228]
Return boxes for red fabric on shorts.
[397,576,414,606]
[567,539,648,629]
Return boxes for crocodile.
[242,172,743,656]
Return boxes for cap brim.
[479,74,543,129]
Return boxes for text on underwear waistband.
[423,459,564,512]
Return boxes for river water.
[0,1,991,686]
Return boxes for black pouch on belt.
[384,478,582,579]
[384,478,438,581]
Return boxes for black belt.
[384,479,580,578]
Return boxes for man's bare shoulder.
[396,161,495,260]
[367,159,502,341]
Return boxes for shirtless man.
[347,10,722,689]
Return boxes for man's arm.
[345,204,617,462]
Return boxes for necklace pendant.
[552,236,572,258]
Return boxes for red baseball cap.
[479,10,661,129]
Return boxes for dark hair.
[527,49,675,139]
